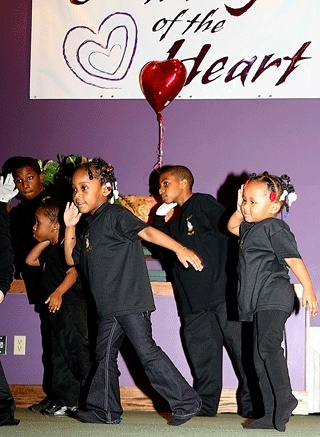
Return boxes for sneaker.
[42,405,76,417]
[28,396,52,412]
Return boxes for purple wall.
[0,1,318,388]
[0,293,306,391]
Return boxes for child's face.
[72,168,110,215]
[13,166,44,200]
[33,209,57,243]
[159,172,185,205]
[242,180,279,223]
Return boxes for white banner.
[30,0,319,99]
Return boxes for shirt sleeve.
[269,221,301,263]
[113,207,148,241]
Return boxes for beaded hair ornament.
[247,171,297,219]
[78,158,119,204]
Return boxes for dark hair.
[74,158,117,200]
[4,156,42,178]
[248,171,296,216]
[36,200,66,237]
[159,165,194,189]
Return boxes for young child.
[63,158,203,426]
[0,174,19,427]
[7,156,62,411]
[25,201,91,416]
[227,171,318,431]
[153,165,254,418]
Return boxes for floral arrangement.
[38,154,136,212]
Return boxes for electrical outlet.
[14,335,26,355]
[0,336,7,355]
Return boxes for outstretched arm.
[138,226,203,271]
[285,257,318,316]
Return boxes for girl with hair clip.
[64,158,203,426]
[227,171,318,432]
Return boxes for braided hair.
[75,158,119,203]
[247,171,297,218]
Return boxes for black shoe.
[0,416,20,426]
[41,405,78,417]
[75,410,122,424]
[169,400,202,426]
[28,396,52,412]
[244,416,275,430]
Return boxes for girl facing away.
[227,171,318,432]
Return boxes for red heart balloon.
[139,59,187,115]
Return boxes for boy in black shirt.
[26,201,91,416]
[154,165,253,417]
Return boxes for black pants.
[0,361,16,425]
[49,297,91,407]
[184,306,253,416]
[253,310,295,418]
[85,312,201,423]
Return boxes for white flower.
[279,190,288,201]
[287,192,297,206]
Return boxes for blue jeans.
[86,312,201,423]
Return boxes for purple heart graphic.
[63,12,138,88]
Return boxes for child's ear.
[53,222,60,231]
[270,202,281,214]
[39,172,45,185]
[102,184,112,197]
[180,178,188,189]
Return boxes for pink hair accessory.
[243,180,249,189]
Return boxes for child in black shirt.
[63,158,204,426]
[26,201,91,416]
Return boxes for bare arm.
[285,257,318,316]
[25,240,51,266]
[138,226,203,271]
[63,202,81,266]
[45,267,78,312]
[227,187,244,236]
[227,210,243,237]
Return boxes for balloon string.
[153,112,165,170]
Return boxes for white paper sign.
[30,0,320,99]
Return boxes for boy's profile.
[26,201,91,417]
[153,165,254,418]
[6,156,61,411]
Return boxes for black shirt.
[39,241,84,302]
[154,193,229,316]
[237,218,301,321]
[73,203,155,320]
[9,184,62,304]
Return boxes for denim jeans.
[85,312,201,422]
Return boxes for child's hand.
[237,185,244,212]
[45,290,63,313]
[302,289,318,316]
[0,291,5,303]
[64,202,82,226]
[176,246,204,271]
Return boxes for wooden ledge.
[9,279,174,296]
